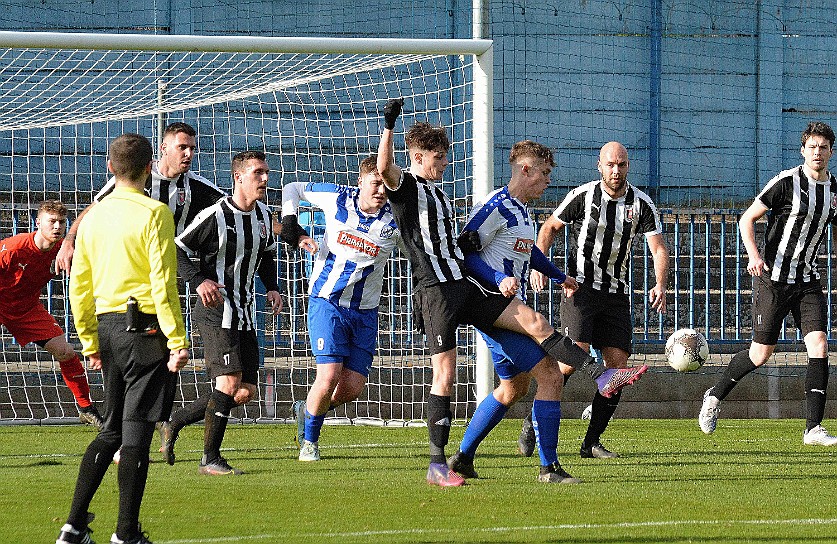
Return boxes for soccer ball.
[665,328,709,372]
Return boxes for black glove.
[383,98,404,130]
[456,230,481,254]
[279,215,308,246]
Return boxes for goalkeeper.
[0,200,103,428]
[279,155,402,462]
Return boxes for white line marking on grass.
[158,518,837,543]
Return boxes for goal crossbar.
[0,31,492,56]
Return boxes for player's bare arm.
[530,215,566,292]
[266,290,283,315]
[647,232,669,313]
[196,278,225,307]
[739,200,769,276]
[297,235,318,255]
[377,98,404,190]
[561,275,579,297]
[55,202,95,274]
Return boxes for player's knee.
[524,311,553,338]
[45,340,76,362]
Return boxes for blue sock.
[304,410,325,443]
[459,394,508,458]
[533,399,561,466]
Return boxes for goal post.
[0,31,495,425]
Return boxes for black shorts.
[96,312,177,439]
[559,282,633,354]
[752,275,827,345]
[415,278,513,355]
[197,323,260,385]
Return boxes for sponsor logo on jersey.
[337,230,380,257]
[513,238,534,253]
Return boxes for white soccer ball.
[665,328,709,372]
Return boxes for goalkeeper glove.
[383,98,404,130]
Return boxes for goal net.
[0,32,494,426]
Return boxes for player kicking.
[378,98,647,486]
[448,140,581,483]
[280,155,401,461]
[699,121,837,446]
[0,200,102,427]
[169,151,282,475]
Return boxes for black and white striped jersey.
[96,161,225,235]
[554,180,662,294]
[756,166,837,284]
[175,196,278,330]
[385,170,465,287]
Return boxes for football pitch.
[3,418,837,544]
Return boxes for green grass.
[3,418,837,543]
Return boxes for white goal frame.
[0,31,496,423]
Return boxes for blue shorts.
[478,326,547,380]
[307,296,377,377]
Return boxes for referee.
[170,150,281,475]
[56,133,189,544]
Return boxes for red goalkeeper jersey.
[0,232,61,316]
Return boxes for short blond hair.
[38,200,67,218]
[509,140,554,167]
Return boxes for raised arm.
[377,98,404,190]
[279,181,318,254]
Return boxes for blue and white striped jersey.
[464,187,536,301]
[282,182,401,310]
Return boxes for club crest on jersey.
[513,238,534,254]
[379,225,395,239]
[259,221,267,238]
[626,207,635,222]
[831,194,837,210]
[177,188,186,206]
[337,230,380,257]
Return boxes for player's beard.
[602,174,627,197]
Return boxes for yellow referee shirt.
[70,186,188,355]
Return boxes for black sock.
[540,331,604,378]
[67,438,120,529]
[203,389,236,462]
[115,420,155,539]
[712,350,757,400]
[170,395,210,432]
[583,391,621,447]
[427,394,451,464]
[805,357,829,431]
